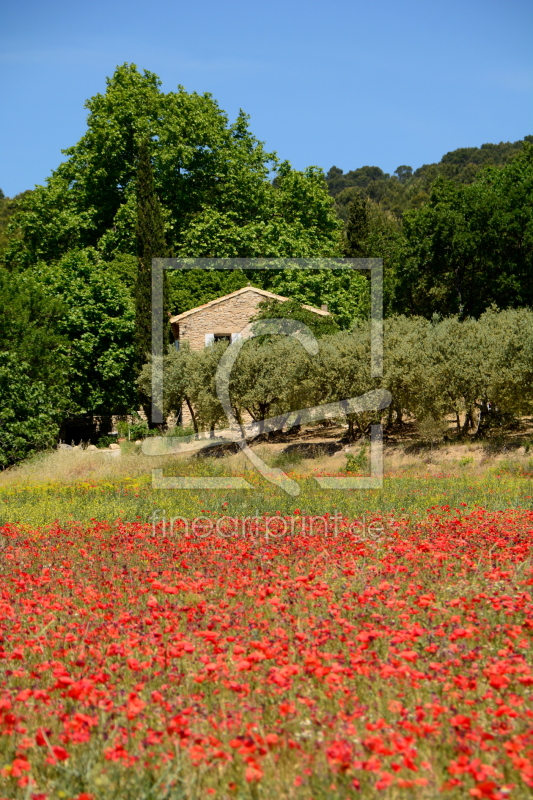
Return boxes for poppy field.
[1,507,533,799]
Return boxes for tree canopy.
[326,136,531,218]
[4,64,342,276]
[0,269,71,466]
[393,144,533,317]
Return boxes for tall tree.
[344,193,369,257]
[394,143,533,318]
[33,249,136,415]
[0,269,71,466]
[4,64,342,273]
[135,137,168,405]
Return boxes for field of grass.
[0,441,532,527]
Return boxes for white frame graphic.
[148,258,389,494]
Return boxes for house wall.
[172,289,268,350]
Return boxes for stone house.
[169,286,329,350]
[169,286,329,428]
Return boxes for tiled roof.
[169,286,330,323]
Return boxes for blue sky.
[0,0,531,197]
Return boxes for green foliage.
[227,335,314,425]
[179,162,343,260]
[34,249,136,415]
[138,341,230,434]
[96,435,118,449]
[128,419,155,440]
[135,137,168,376]
[394,165,413,183]
[345,447,369,472]
[116,418,162,440]
[258,268,370,329]
[251,298,340,337]
[167,269,250,316]
[0,352,63,468]
[115,420,129,439]
[166,425,195,438]
[4,64,341,281]
[4,178,95,268]
[309,325,380,439]
[104,252,137,290]
[271,450,303,469]
[344,193,369,257]
[0,269,70,391]
[2,65,530,442]
[394,144,533,317]
[141,309,533,442]
[327,137,530,218]
[0,269,71,466]
[335,197,400,317]
[0,191,30,255]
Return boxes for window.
[205,333,240,347]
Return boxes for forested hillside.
[327,136,532,219]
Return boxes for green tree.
[0,269,70,391]
[326,137,529,218]
[479,307,533,422]
[305,326,379,440]
[177,162,342,260]
[394,144,533,317]
[344,194,369,257]
[5,64,342,281]
[34,249,136,415]
[167,268,251,317]
[394,166,413,183]
[260,268,369,329]
[338,195,401,317]
[227,335,312,429]
[0,190,33,257]
[135,137,168,376]
[382,315,433,426]
[139,342,228,435]
[0,352,64,468]
[251,297,340,337]
[0,270,71,466]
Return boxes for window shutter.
[174,340,180,351]
[205,333,215,347]
[230,333,242,343]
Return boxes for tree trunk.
[185,397,198,436]
[462,410,473,435]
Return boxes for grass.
[0,442,532,527]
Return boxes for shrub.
[0,352,63,468]
[97,435,118,449]
[272,450,304,469]
[345,447,369,473]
